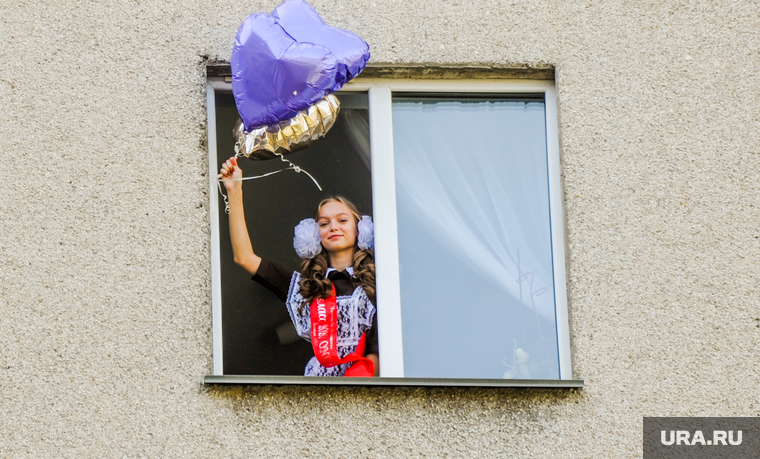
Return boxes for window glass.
[206,79,574,385]
[392,95,560,379]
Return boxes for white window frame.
[206,77,573,382]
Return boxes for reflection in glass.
[392,95,559,379]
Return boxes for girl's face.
[317,201,358,254]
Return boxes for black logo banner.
[644,417,760,458]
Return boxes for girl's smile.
[318,201,358,254]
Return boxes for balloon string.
[272,152,323,192]
[215,159,322,214]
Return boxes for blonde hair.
[297,196,376,313]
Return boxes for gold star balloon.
[233,94,340,160]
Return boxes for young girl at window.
[220,157,379,377]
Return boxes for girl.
[220,157,379,377]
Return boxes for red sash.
[309,286,375,377]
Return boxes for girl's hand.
[220,157,242,192]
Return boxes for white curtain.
[392,100,556,321]
[340,108,371,170]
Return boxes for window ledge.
[204,375,584,388]
[206,63,555,81]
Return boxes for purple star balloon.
[273,0,370,90]
[231,0,370,131]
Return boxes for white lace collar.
[326,266,354,277]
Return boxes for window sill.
[204,375,584,388]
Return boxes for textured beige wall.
[1,0,758,457]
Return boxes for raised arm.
[220,157,262,276]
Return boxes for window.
[205,72,579,387]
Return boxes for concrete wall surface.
[1,0,758,457]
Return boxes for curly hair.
[297,196,376,315]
